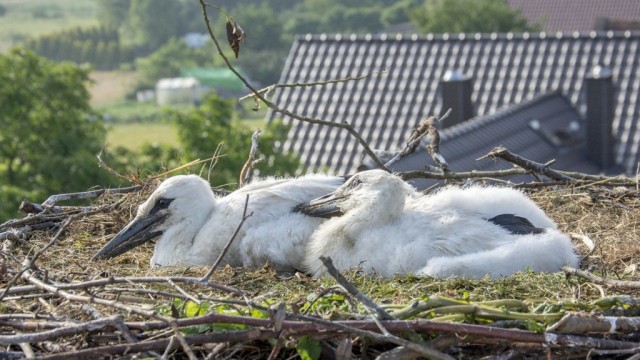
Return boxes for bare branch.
[563,266,640,289]
[97,147,135,183]
[481,146,577,182]
[548,313,640,334]
[42,185,143,207]
[198,0,389,171]
[0,315,124,345]
[239,129,263,187]
[424,116,450,173]
[319,256,394,321]
[398,168,530,181]
[1,275,246,298]
[239,71,385,102]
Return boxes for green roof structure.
[180,67,248,93]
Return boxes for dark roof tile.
[266,32,640,176]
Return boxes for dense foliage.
[169,94,300,188]
[411,0,539,33]
[25,26,132,71]
[0,49,113,220]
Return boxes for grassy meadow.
[0,0,97,51]
[105,122,179,150]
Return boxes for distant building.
[265,32,640,184]
[180,67,251,98]
[155,77,204,105]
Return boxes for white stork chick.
[298,170,578,278]
[93,174,344,272]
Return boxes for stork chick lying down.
[92,174,344,272]
[296,170,579,279]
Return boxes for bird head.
[92,175,215,261]
[295,169,411,218]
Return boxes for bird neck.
[341,189,406,237]
[151,199,218,266]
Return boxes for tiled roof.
[508,0,640,32]
[266,32,640,176]
[388,91,598,188]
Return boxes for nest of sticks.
[1,149,639,359]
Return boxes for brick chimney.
[440,70,474,128]
[585,66,615,170]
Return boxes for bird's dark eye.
[157,198,173,209]
[349,177,362,189]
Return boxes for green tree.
[0,49,115,220]
[380,0,423,27]
[125,0,182,51]
[168,93,300,188]
[410,0,539,33]
[97,0,131,29]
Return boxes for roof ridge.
[295,31,640,42]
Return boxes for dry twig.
[481,146,576,182]
[239,129,263,187]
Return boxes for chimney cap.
[443,70,469,82]
[589,65,613,79]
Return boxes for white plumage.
[300,170,579,278]
[421,184,556,229]
[93,174,344,271]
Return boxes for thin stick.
[319,256,393,321]
[41,186,143,207]
[0,315,124,345]
[172,324,198,360]
[385,110,451,168]
[167,279,200,304]
[206,142,224,183]
[18,338,36,359]
[238,71,385,101]
[0,212,68,232]
[1,275,246,297]
[398,168,529,182]
[162,336,176,359]
[563,266,640,289]
[201,194,253,282]
[481,146,577,182]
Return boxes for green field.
[106,122,179,151]
[0,0,97,52]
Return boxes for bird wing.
[239,175,345,206]
[487,214,545,235]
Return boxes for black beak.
[294,192,346,218]
[92,212,165,260]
